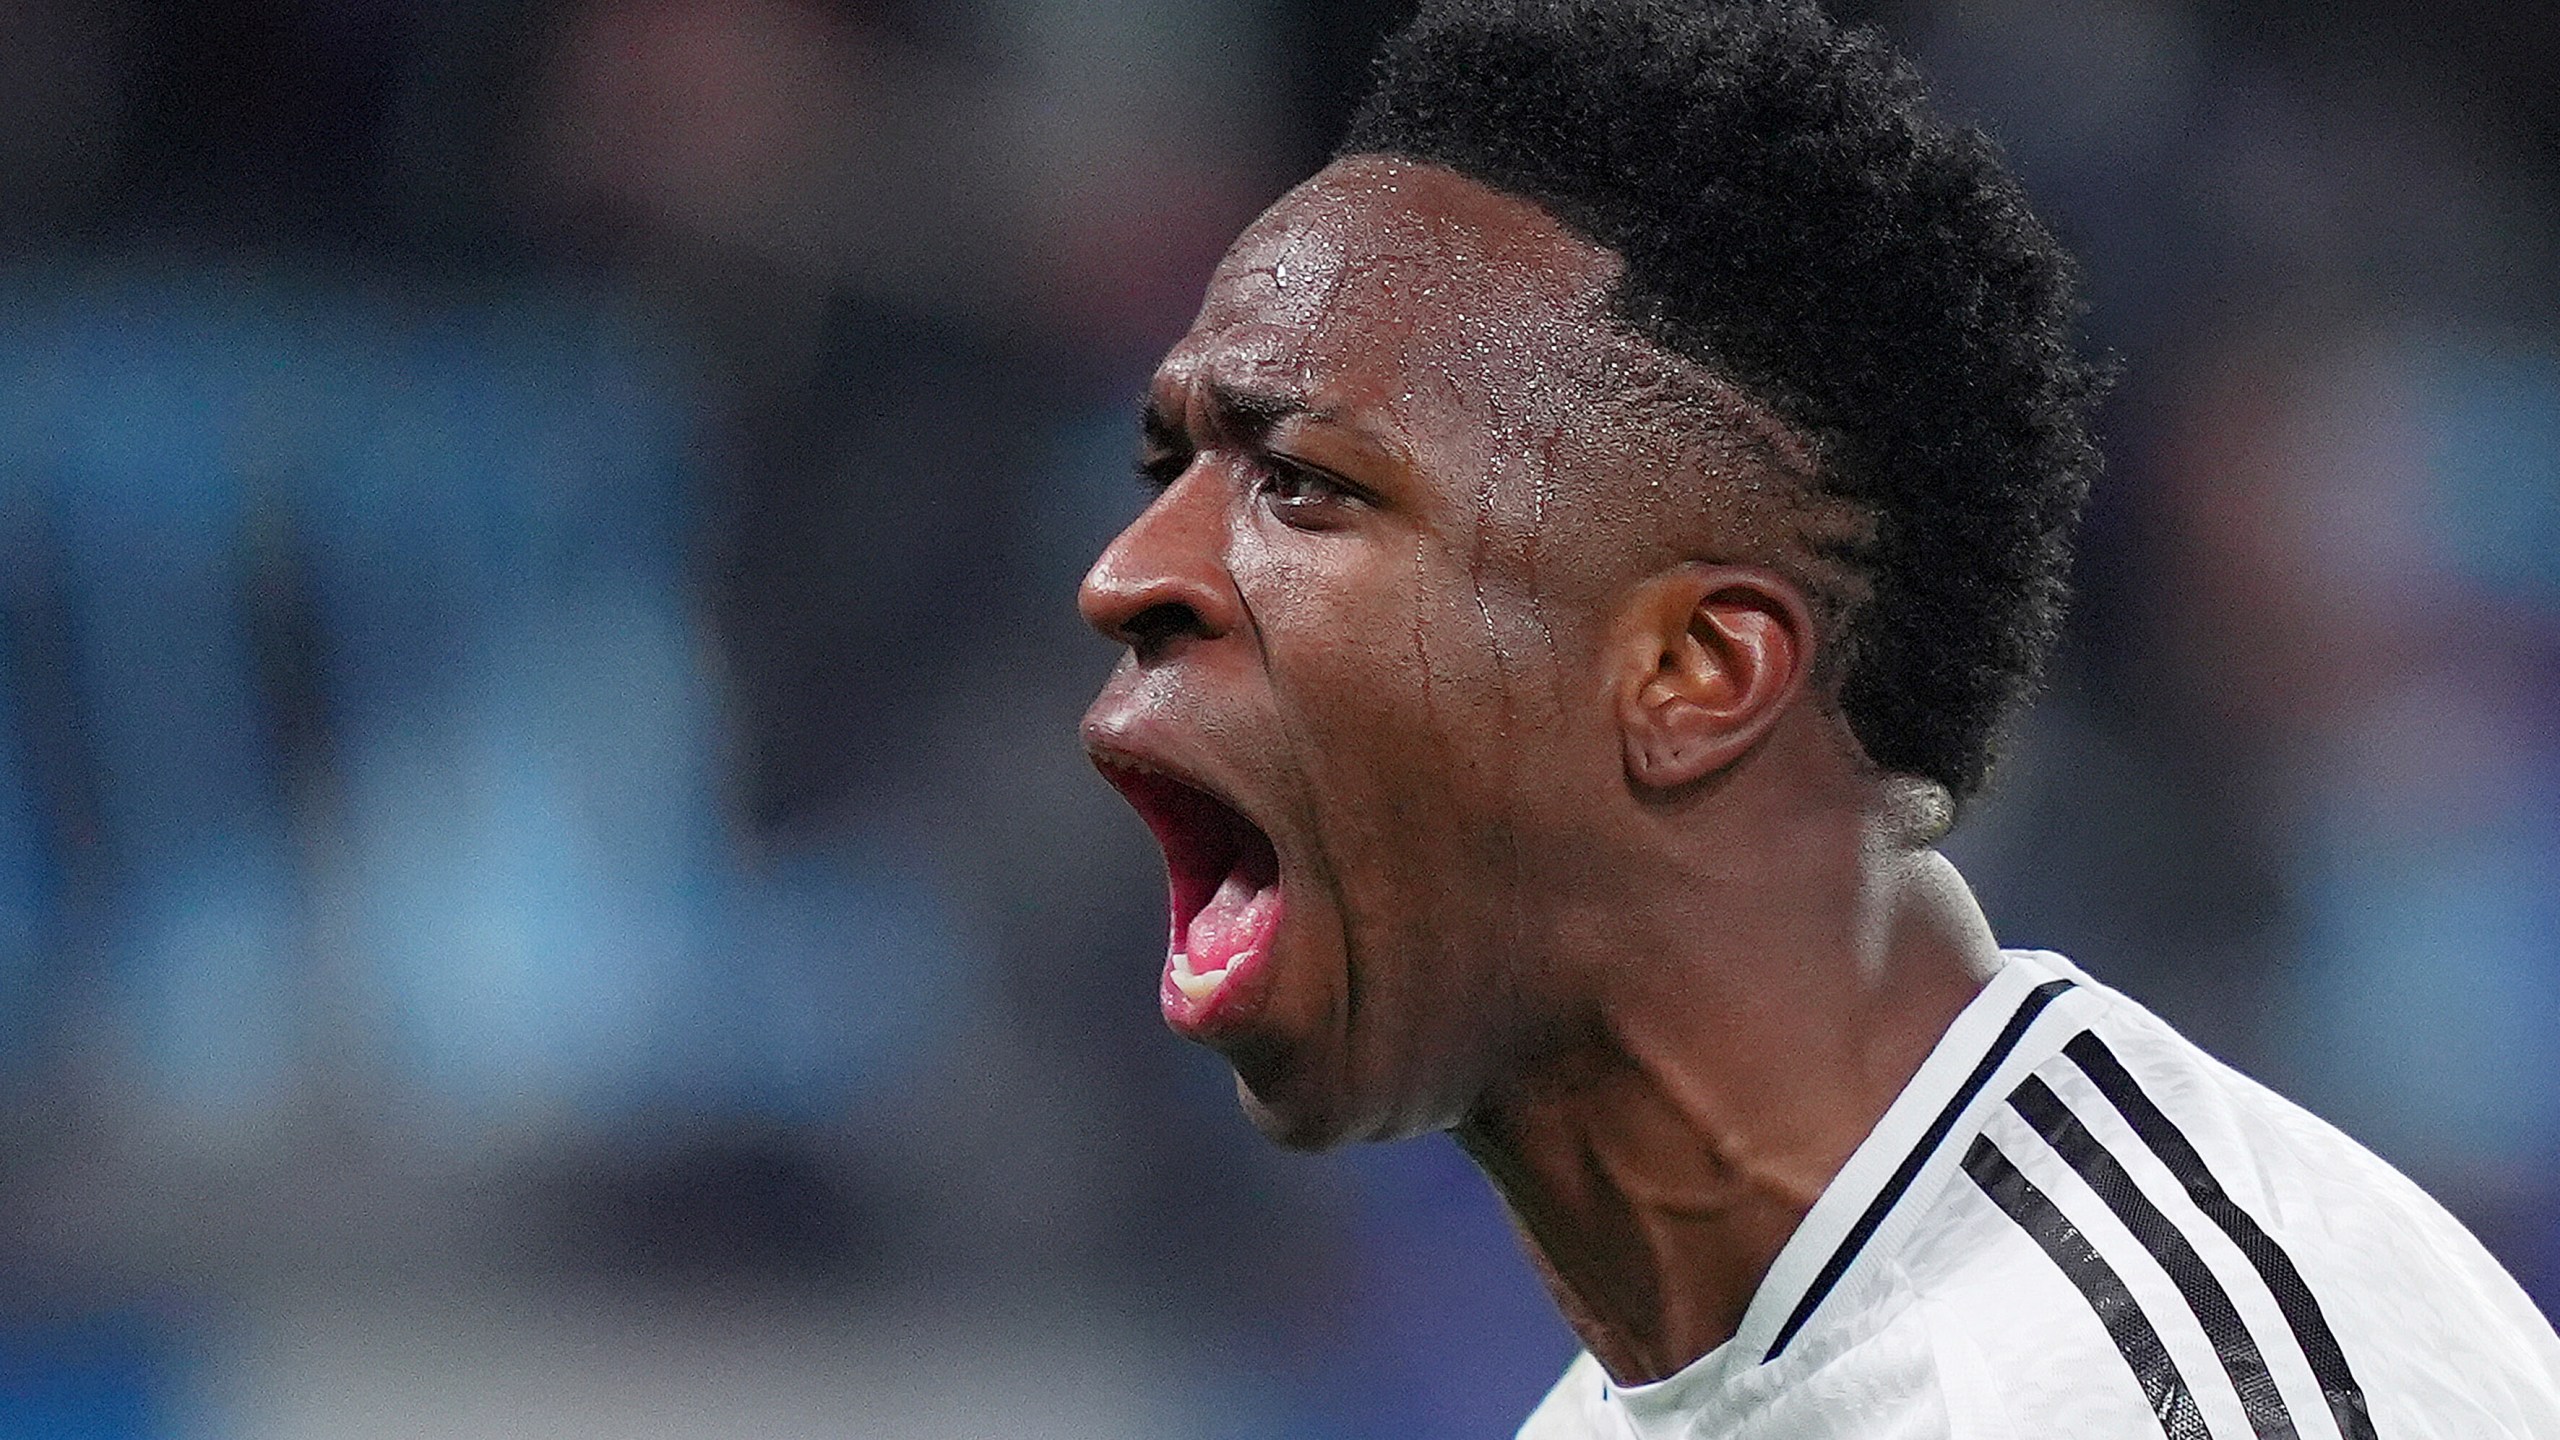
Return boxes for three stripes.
[1969,1031,2375,1440]
[1769,978,2375,1440]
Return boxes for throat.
[1452,1064,1835,1386]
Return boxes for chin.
[1231,1058,1361,1151]
[1237,1079,1349,1152]
[1235,1060,1473,1152]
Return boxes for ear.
[1613,565,1815,790]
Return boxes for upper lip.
[1079,679,1260,825]
[1081,721,1261,836]
[1081,709,1284,943]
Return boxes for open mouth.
[1096,759,1285,1027]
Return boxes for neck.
[1450,823,2001,1385]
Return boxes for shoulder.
[1524,956,2560,1440]
[1909,973,2560,1438]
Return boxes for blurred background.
[0,0,2549,1434]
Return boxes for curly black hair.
[1340,0,2104,804]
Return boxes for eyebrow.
[1138,378,1325,451]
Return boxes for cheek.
[1236,539,1513,773]
[1244,542,1566,912]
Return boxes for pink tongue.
[1183,867,1277,973]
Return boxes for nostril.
[1121,600,1205,655]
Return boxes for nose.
[1078,470,1241,659]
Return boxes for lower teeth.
[1170,950,1253,1002]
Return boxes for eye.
[1258,457,1363,529]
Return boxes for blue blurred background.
[0,0,2550,1435]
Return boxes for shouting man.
[1077,1,2560,1434]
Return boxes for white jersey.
[1520,950,2560,1439]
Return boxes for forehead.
[1158,156,1625,421]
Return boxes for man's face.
[1079,156,1689,1147]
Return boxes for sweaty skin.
[1079,155,2003,1384]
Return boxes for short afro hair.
[1340,0,2104,803]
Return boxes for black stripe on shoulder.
[2010,1071,2299,1439]
[1763,977,2074,1362]
[1964,1134,2214,1440]
[2063,1031,2377,1440]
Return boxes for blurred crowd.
[0,1,2549,1435]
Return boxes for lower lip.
[1159,901,1285,1037]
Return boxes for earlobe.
[1615,567,1812,791]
